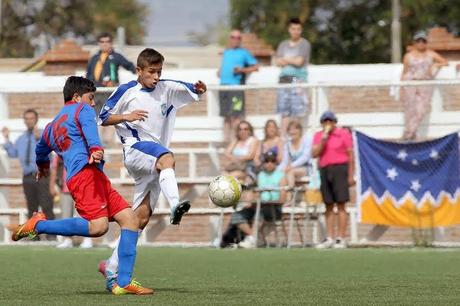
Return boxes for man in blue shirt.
[2,109,55,221]
[218,30,258,143]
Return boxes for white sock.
[159,168,180,210]
[106,230,142,276]
[106,237,120,276]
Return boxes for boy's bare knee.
[89,221,109,237]
[155,153,175,171]
[136,209,151,229]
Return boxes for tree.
[0,0,146,57]
[230,0,460,64]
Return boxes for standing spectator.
[275,18,311,136]
[279,121,312,190]
[218,30,259,143]
[86,32,136,88]
[401,31,448,141]
[86,32,136,144]
[312,111,353,249]
[49,155,93,249]
[2,109,55,221]
[254,119,284,168]
[223,120,259,183]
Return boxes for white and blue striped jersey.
[98,79,199,148]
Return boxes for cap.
[413,31,427,41]
[320,111,337,123]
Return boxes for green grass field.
[1,246,460,305]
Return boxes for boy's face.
[288,23,302,40]
[76,92,96,107]
[263,160,276,172]
[137,63,163,89]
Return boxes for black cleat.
[170,200,191,225]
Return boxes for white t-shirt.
[98,79,199,148]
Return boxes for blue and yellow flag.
[355,131,460,228]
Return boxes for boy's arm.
[79,104,104,162]
[99,81,148,126]
[168,80,207,109]
[101,110,148,126]
[35,127,53,180]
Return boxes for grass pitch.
[1,246,459,305]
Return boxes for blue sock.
[35,218,90,237]
[117,229,138,287]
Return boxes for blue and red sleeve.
[35,123,53,170]
[77,104,104,154]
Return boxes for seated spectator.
[222,151,287,249]
[279,121,312,189]
[254,119,284,168]
[223,120,259,183]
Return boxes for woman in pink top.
[401,31,447,140]
[312,111,353,249]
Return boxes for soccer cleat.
[315,237,335,249]
[98,260,117,292]
[170,200,190,225]
[11,212,46,241]
[111,279,154,295]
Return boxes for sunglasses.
[98,39,112,43]
[230,35,242,40]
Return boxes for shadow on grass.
[77,287,242,295]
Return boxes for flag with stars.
[355,131,460,228]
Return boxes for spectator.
[275,18,311,136]
[226,151,287,249]
[312,111,354,249]
[218,30,259,143]
[224,120,259,183]
[401,31,448,141]
[2,109,55,222]
[49,155,93,249]
[86,32,136,87]
[279,121,312,190]
[254,119,284,168]
[86,32,136,144]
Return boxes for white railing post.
[189,152,197,179]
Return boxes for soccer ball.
[208,175,242,207]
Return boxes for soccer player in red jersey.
[11,76,153,295]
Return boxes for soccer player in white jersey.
[97,48,207,290]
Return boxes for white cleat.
[239,235,256,249]
[79,238,94,249]
[56,238,73,249]
[315,237,335,249]
[333,238,347,249]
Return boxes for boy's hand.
[2,127,9,140]
[89,150,104,164]
[36,168,49,182]
[123,110,148,122]
[194,80,207,94]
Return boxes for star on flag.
[386,168,398,181]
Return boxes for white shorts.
[123,141,171,210]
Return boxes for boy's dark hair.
[97,32,113,42]
[63,76,96,103]
[23,108,38,119]
[289,17,302,26]
[137,48,164,68]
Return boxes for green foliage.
[230,0,460,64]
[0,0,146,58]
